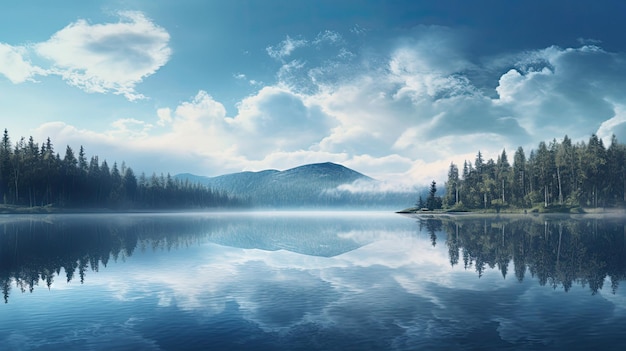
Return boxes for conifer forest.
[0,129,240,209]
[443,134,626,211]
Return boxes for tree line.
[0,129,242,209]
[441,134,626,210]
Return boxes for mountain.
[175,162,417,209]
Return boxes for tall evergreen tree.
[583,134,607,207]
[496,149,510,203]
[426,180,441,210]
[606,135,626,204]
[123,167,138,204]
[0,129,11,203]
[512,146,526,205]
[444,163,459,208]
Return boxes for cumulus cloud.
[493,45,623,141]
[597,104,626,145]
[32,26,626,186]
[109,118,154,138]
[156,108,173,126]
[153,88,336,162]
[19,11,171,100]
[233,87,334,148]
[34,86,338,176]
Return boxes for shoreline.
[2,204,625,218]
[0,205,238,215]
[396,207,626,219]
[0,205,400,215]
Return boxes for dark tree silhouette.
[0,129,243,210]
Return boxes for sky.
[2,0,626,186]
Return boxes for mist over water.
[1,212,625,350]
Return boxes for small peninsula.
[401,133,626,216]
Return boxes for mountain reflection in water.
[1,212,626,350]
[2,213,626,303]
[0,213,375,303]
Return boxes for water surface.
[0,212,625,350]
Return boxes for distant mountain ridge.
[175,162,416,208]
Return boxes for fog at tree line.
[0,129,241,209]
[439,134,626,211]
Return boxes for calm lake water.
[1,211,625,350]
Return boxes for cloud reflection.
[2,213,626,350]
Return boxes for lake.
[1,211,625,350]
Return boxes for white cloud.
[350,24,367,35]
[391,26,471,77]
[597,104,626,144]
[0,43,45,83]
[492,45,620,142]
[34,87,338,176]
[266,35,308,60]
[276,59,307,86]
[30,27,626,187]
[342,153,415,186]
[156,108,173,126]
[110,118,153,138]
[337,47,355,60]
[313,30,343,45]
[33,11,171,100]
[577,37,602,46]
[171,90,227,129]
[233,86,333,138]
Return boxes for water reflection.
[415,214,626,294]
[3,213,626,303]
[0,213,384,303]
[1,212,626,350]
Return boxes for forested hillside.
[443,134,626,210]
[176,163,417,208]
[0,129,240,210]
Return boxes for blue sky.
[1,0,626,186]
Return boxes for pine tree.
[444,162,459,208]
[417,195,424,209]
[512,146,526,204]
[426,180,441,210]
[0,129,11,204]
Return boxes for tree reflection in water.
[0,213,370,303]
[2,213,625,304]
[0,215,220,303]
[417,215,626,295]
